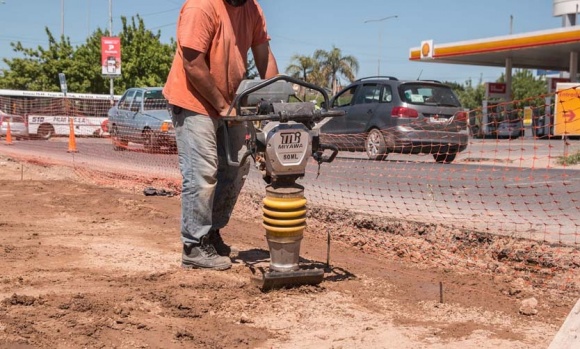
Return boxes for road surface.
[1,136,578,244]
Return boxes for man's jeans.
[171,107,250,245]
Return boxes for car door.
[10,115,28,137]
[127,90,144,143]
[113,89,136,139]
[318,85,358,150]
[320,85,357,134]
[344,83,383,133]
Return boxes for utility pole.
[61,0,64,37]
[364,15,398,76]
[109,0,114,103]
[87,0,91,36]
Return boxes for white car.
[0,110,29,140]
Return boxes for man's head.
[224,0,247,6]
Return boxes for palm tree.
[285,54,316,81]
[285,54,319,99]
[314,46,359,94]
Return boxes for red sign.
[548,77,570,92]
[485,82,508,99]
[488,83,506,94]
[101,37,121,77]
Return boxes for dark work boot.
[182,235,232,270]
[209,229,232,257]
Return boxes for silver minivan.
[319,77,469,163]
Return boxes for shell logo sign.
[421,40,433,59]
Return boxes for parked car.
[107,87,175,152]
[318,76,469,163]
[468,103,524,139]
[0,110,29,140]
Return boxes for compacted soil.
[0,155,578,349]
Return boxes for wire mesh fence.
[0,88,579,245]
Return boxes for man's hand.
[219,106,237,117]
[220,105,243,127]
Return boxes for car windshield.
[143,90,167,111]
[399,83,461,107]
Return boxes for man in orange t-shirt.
[164,0,278,271]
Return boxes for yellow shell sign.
[554,83,580,136]
[421,43,430,56]
[420,40,433,59]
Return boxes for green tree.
[455,78,485,111]
[115,15,175,93]
[0,15,175,94]
[67,28,110,93]
[0,28,75,91]
[497,69,547,107]
[313,46,359,94]
[450,71,547,112]
[442,80,464,92]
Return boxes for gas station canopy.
[409,26,580,74]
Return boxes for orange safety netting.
[0,88,579,246]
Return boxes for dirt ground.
[0,154,579,349]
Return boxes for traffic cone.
[67,117,78,153]
[4,121,13,145]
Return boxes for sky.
[0,0,571,86]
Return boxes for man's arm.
[182,47,231,116]
[252,42,279,79]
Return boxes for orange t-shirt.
[163,0,270,117]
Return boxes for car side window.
[352,84,381,105]
[118,90,136,110]
[332,86,357,108]
[130,91,143,112]
[381,85,393,103]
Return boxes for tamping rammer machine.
[224,75,344,290]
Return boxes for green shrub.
[557,151,580,166]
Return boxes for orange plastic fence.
[0,88,579,246]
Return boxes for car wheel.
[37,124,54,140]
[143,129,157,153]
[111,125,128,151]
[365,129,387,161]
[433,151,457,164]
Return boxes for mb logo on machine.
[278,131,305,161]
[278,132,304,149]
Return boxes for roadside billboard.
[554,83,580,137]
[101,37,121,77]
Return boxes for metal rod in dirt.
[326,230,331,269]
